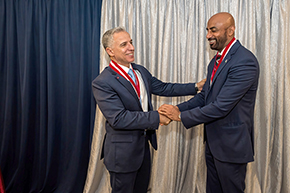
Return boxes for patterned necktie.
[128,69,136,85]
[216,54,222,65]
[211,54,222,83]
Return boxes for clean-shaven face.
[110,31,135,67]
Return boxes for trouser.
[205,143,247,193]
[109,138,151,193]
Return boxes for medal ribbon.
[109,60,140,99]
[210,37,236,82]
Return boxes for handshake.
[158,78,206,126]
[158,104,181,126]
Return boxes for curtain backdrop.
[0,0,102,192]
[84,0,290,193]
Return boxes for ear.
[228,26,235,37]
[106,47,114,57]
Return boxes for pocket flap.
[111,134,133,143]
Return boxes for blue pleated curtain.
[0,0,102,192]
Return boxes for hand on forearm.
[158,104,181,122]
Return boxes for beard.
[209,31,228,52]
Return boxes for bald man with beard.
[159,12,260,193]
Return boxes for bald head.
[206,12,236,52]
[209,12,235,30]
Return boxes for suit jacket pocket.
[209,122,253,163]
[111,134,133,143]
[110,134,143,172]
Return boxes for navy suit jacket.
[178,41,259,163]
[92,63,197,173]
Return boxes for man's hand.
[159,113,172,126]
[196,78,206,91]
[158,104,181,122]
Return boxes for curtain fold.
[84,0,290,192]
[0,0,102,192]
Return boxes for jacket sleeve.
[151,76,197,96]
[135,64,198,96]
[180,58,259,129]
[92,78,160,130]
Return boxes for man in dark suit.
[92,27,205,193]
[159,12,260,193]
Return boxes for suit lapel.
[108,67,142,107]
[132,64,150,95]
[132,64,153,110]
[210,41,241,87]
[211,56,230,84]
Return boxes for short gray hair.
[102,26,126,49]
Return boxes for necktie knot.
[128,69,136,84]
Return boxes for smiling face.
[106,31,135,68]
[206,13,235,52]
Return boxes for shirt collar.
[117,63,133,74]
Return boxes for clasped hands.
[158,78,206,126]
[158,104,181,126]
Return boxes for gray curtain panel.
[84,0,290,192]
